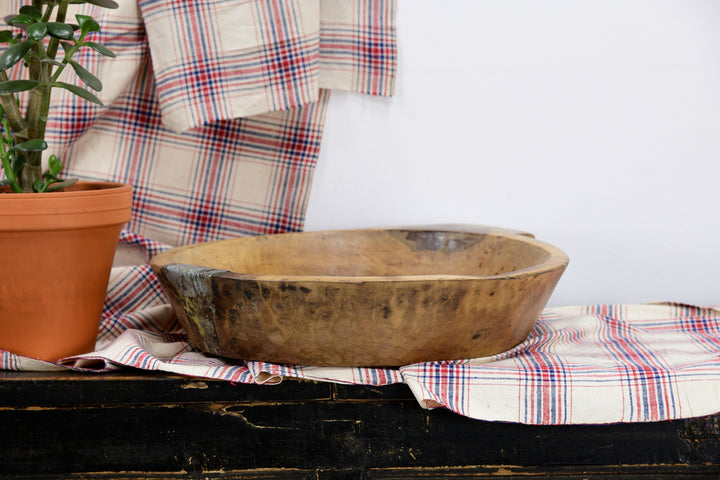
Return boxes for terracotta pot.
[0,181,132,362]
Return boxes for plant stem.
[0,114,22,193]
[45,1,64,69]
[17,0,69,192]
[0,71,28,135]
[20,76,50,192]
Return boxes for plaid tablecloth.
[4,1,720,426]
[402,303,720,424]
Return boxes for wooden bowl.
[150,225,568,366]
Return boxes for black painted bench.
[1,370,719,479]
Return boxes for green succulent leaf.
[48,155,62,176]
[11,139,48,152]
[68,59,102,91]
[46,178,78,192]
[26,22,48,41]
[0,38,35,71]
[38,58,65,67]
[32,178,47,192]
[0,178,12,186]
[7,14,35,26]
[18,6,42,20]
[46,22,75,40]
[76,15,99,38]
[2,15,29,30]
[43,172,59,183]
[0,31,13,43]
[54,81,104,105]
[84,41,115,58]
[11,156,25,173]
[0,79,41,93]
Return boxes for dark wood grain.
[0,371,718,479]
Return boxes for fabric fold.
[138,0,398,133]
[319,0,397,95]
[247,361,403,385]
[139,0,322,132]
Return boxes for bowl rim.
[150,224,569,283]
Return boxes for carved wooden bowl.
[150,225,568,366]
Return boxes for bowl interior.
[154,229,558,278]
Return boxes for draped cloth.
[40,0,396,246]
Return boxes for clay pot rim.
[0,180,130,197]
[0,180,132,230]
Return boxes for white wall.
[304,0,720,307]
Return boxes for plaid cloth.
[402,303,720,424]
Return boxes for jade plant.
[0,0,118,193]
